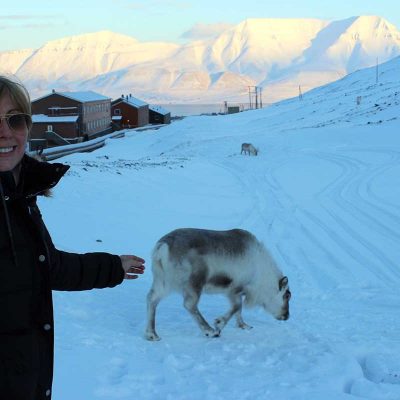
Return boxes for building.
[227,106,240,114]
[31,90,112,146]
[149,105,171,125]
[111,94,149,129]
[30,114,79,151]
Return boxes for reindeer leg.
[183,288,219,337]
[215,292,253,332]
[233,293,252,329]
[145,286,163,341]
[181,260,219,337]
[214,292,241,333]
[235,309,253,330]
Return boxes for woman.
[0,75,145,400]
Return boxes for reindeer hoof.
[237,322,253,330]
[205,329,220,338]
[145,331,161,341]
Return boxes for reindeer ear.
[279,276,288,291]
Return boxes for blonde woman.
[0,76,145,400]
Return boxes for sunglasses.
[0,113,32,131]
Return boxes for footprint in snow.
[362,354,400,384]
[347,353,400,399]
[107,358,129,385]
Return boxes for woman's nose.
[0,118,13,137]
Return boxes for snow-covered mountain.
[2,16,400,103]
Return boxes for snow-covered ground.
[40,57,400,399]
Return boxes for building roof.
[149,104,170,116]
[112,95,148,108]
[32,114,79,123]
[33,90,110,103]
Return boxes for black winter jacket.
[0,155,124,400]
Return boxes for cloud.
[0,14,66,30]
[181,23,234,41]
[0,15,59,20]
[113,0,191,10]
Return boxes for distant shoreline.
[157,103,262,117]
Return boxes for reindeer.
[145,228,290,340]
[241,143,258,156]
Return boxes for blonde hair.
[0,75,31,115]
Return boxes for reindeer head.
[262,276,291,321]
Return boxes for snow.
[113,95,148,108]
[38,56,400,399]
[32,114,79,123]
[149,105,170,115]
[57,91,110,103]
[33,90,110,104]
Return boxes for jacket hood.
[0,155,69,268]
[10,155,69,199]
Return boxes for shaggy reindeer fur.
[241,143,258,156]
[145,228,290,341]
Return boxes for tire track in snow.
[307,150,400,280]
[359,149,400,212]
[299,208,400,282]
[313,150,400,241]
[266,148,400,287]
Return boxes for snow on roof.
[149,104,170,115]
[58,91,110,103]
[32,114,79,123]
[113,95,148,108]
[33,90,110,103]
[112,116,122,120]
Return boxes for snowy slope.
[3,16,400,103]
[0,48,35,74]
[38,55,400,399]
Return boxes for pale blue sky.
[1,0,399,51]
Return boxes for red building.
[149,105,171,124]
[111,94,149,129]
[31,90,112,148]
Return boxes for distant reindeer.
[145,228,290,341]
[241,143,258,156]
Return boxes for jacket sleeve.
[49,250,125,291]
[28,197,125,291]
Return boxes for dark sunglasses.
[0,113,32,131]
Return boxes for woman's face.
[0,92,29,173]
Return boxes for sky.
[1,0,400,52]
[36,54,400,399]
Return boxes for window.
[114,108,121,115]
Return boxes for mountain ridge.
[1,16,400,103]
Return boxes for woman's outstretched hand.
[120,255,145,280]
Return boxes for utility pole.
[248,86,263,109]
[376,57,379,84]
[255,86,259,109]
[248,86,252,110]
[299,85,303,101]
